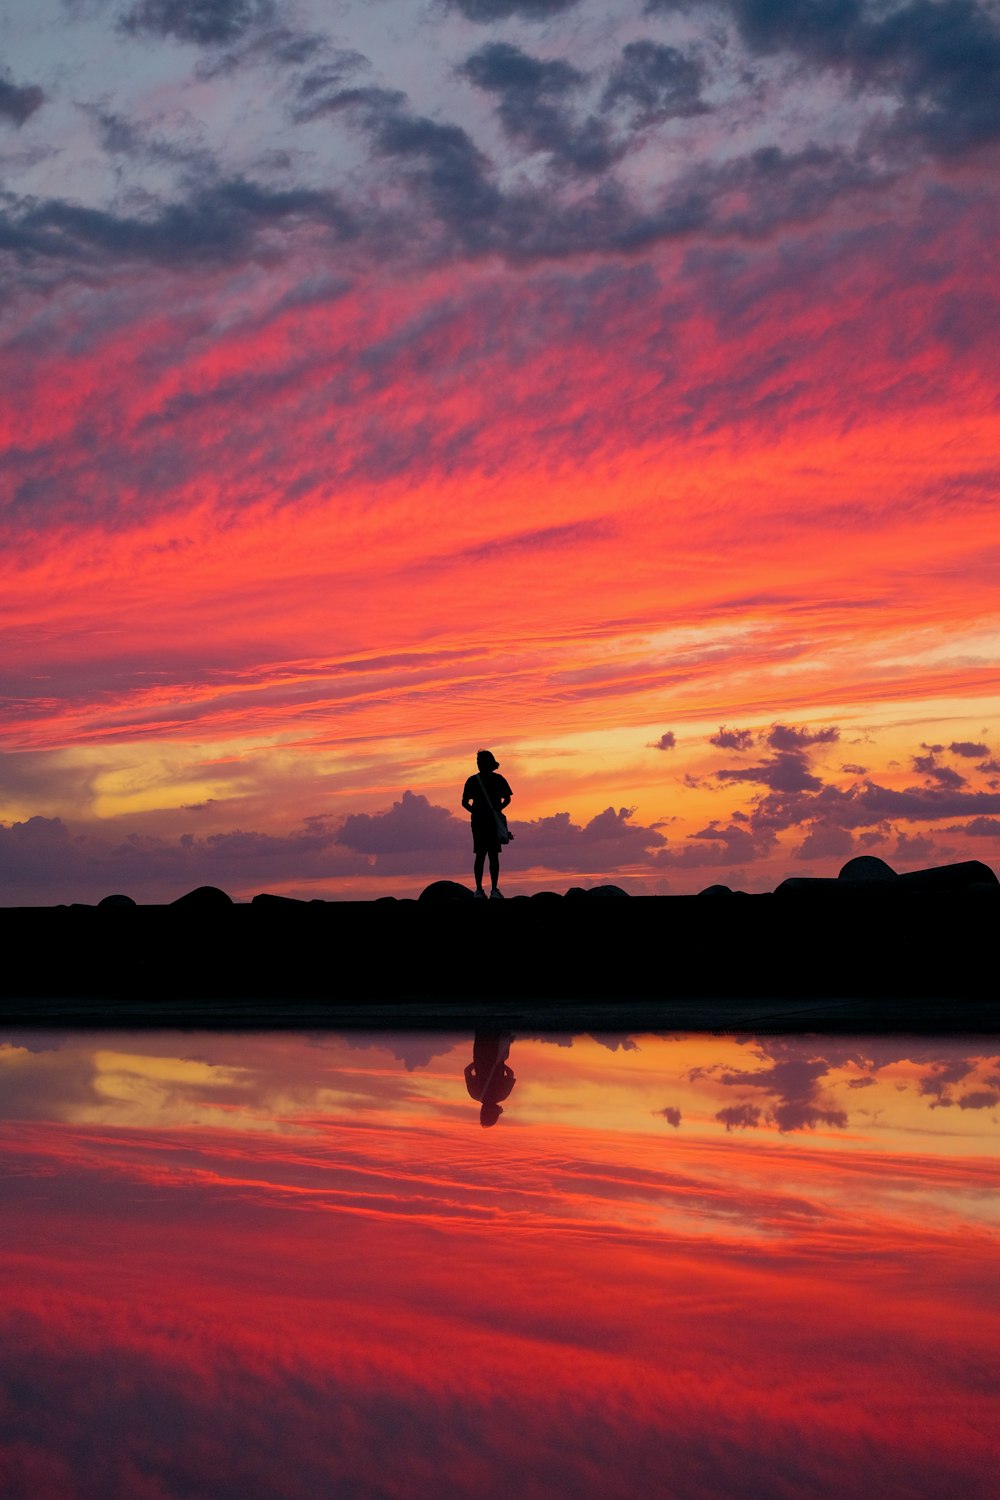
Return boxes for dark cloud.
[750,780,1000,836]
[119,0,275,46]
[891,829,939,865]
[286,55,379,122]
[713,726,839,798]
[506,804,666,872]
[949,740,989,757]
[3,95,894,286]
[85,106,213,174]
[841,763,867,775]
[793,824,855,862]
[0,74,44,127]
[956,816,1000,837]
[349,100,502,230]
[602,40,707,120]
[460,41,584,97]
[918,1057,975,1100]
[715,1048,848,1133]
[956,1089,999,1110]
[336,790,466,855]
[652,731,676,751]
[654,821,774,867]
[0,813,368,905]
[710,726,754,751]
[459,42,619,175]
[665,0,1000,159]
[198,28,342,80]
[656,1105,682,1126]
[766,723,839,750]
[449,0,584,20]
[716,1103,762,1130]
[291,81,407,126]
[0,176,353,269]
[717,750,824,793]
[912,752,966,789]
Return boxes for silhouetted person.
[461,749,512,899]
[465,1031,516,1127]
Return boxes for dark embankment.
[2,857,998,1032]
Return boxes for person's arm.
[461,777,475,813]
[498,779,512,810]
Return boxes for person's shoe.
[490,888,504,899]
[474,888,487,899]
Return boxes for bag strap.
[476,773,507,832]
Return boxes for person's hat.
[476,749,499,770]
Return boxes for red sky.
[1,0,999,899]
[2,1029,998,1497]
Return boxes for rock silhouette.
[171,885,235,910]
[3,856,997,1031]
[776,857,999,896]
[838,856,897,883]
[418,880,476,903]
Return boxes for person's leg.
[474,850,486,891]
[488,850,500,891]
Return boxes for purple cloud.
[765,724,839,751]
[337,791,466,854]
[710,726,754,751]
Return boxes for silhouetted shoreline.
[2,857,997,1033]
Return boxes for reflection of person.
[464,1031,516,1128]
[461,749,513,900]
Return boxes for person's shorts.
[472,826,502,856]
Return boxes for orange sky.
[1,2,999,899]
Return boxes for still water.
[2,1029,998,1499]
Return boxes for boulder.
[418,881,475,902]
[698,884,733,897]
[171,886,234,909]
[251,893,305,908]
[530,890,564,902]
[98,893,136,908]
[774,877,840,894]
[838,856,898,882]
[586,885,630,898]
[898,860,999,891]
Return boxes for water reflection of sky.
[3,1031,998,1499]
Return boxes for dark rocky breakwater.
[2,857,997,1032]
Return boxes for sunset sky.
[2,1029,998,1496]
[2,0,999,900]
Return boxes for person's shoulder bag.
[476,774,514,843]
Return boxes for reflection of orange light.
[2,1032,999,1493]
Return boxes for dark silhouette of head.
[480,1102,503,1128]
[477,749,499,771]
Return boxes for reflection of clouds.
[3,1033,999,1498]
[717,1103,762,1132]
[0,1032,471,1133]
[2,1032,998,1145]
[688,1039,1000,1136]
